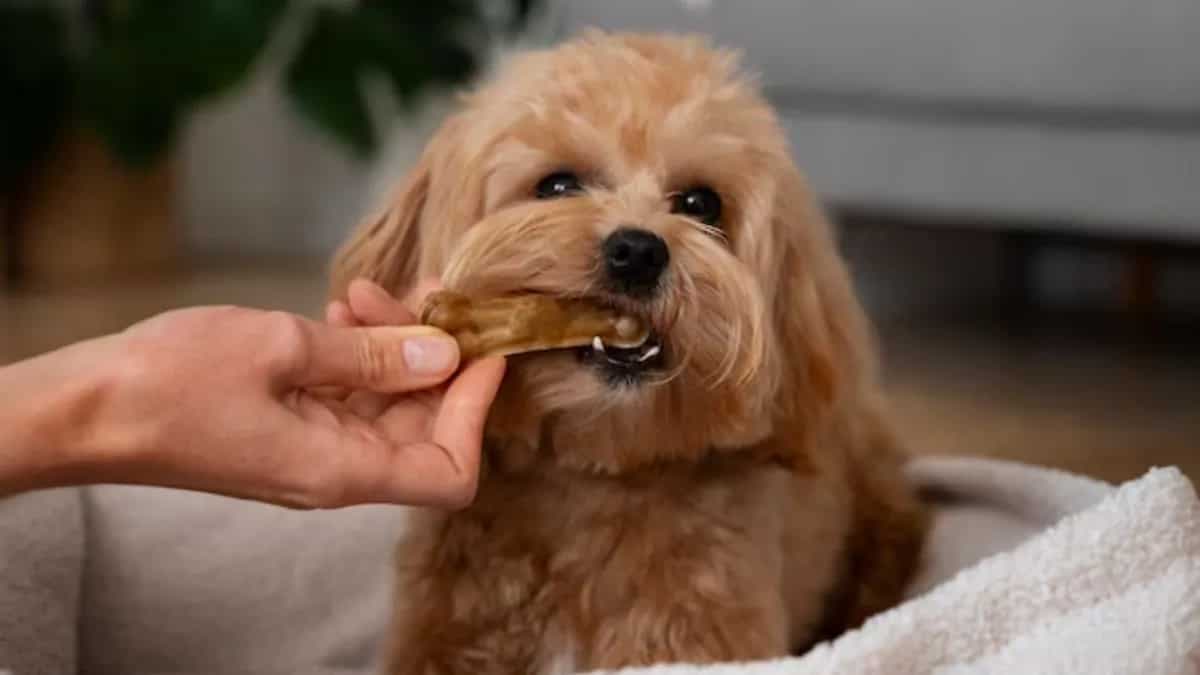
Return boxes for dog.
[330,31,928,675]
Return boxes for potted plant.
[0,0,538,289]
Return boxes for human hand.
[320,278,511,504]
[0,281,505,509]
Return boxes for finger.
[342,389,394,420]
[424,357,507,495]
[347,279,418,326]
[316,302,359,400]
[349,357,505,507]
[307,384,351,401]
[358,441,473,508]
[277,358,504,508]
[290,320,461,392]
[325,300,359,327]
[272,394,443,508]
[400,277,445,317]
[259,404,386,509]
[273,402,453,509]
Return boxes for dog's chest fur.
[386,452,851,673]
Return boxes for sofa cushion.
[562,0,1200,112]
[784,109,1200,238]
[77,486,404,675]
[0,488,85,675]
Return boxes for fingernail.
[403,336,458,375]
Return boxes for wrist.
[0,335,134,495]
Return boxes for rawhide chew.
[420,290,649,360]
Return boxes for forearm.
[0,335,129,497]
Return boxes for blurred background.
[1,0,1196,483]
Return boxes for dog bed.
[1,457,1197,675]
[601,459,1200,675]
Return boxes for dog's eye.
[671,187,722,227]
[535,172,583,199]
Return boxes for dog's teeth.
[637,344,661,362]
[592,336,606,353]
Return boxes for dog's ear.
[771,166,877,415]
[329,154,431,301]
[767,165,912,476]
[329,113,482,300]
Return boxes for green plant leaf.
[285,1,540,158]
[2,0,542,174]
[355,2,480,98]
[283,7,377,158]
[0,6,72,192]
[79,0,289,166]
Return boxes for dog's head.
[332,32,879,474]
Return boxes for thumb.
[290,321,461,392]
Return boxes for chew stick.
[420,290,649,360]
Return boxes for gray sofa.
[559,0,1200,242]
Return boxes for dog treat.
[420,290,650,360]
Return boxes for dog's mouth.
[497,290,667,380]
[561,292,666,383]
[420,289,664,382]
[576,331,665,378]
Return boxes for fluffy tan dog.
[331,31,927,675]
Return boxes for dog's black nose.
[603,227,669,296]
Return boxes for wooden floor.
[883,309,1199,484]
[3,262,1197,486]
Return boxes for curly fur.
[330,31,928,674]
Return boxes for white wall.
[180,57,377,259]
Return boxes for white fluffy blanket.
[600,459,1200,675]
